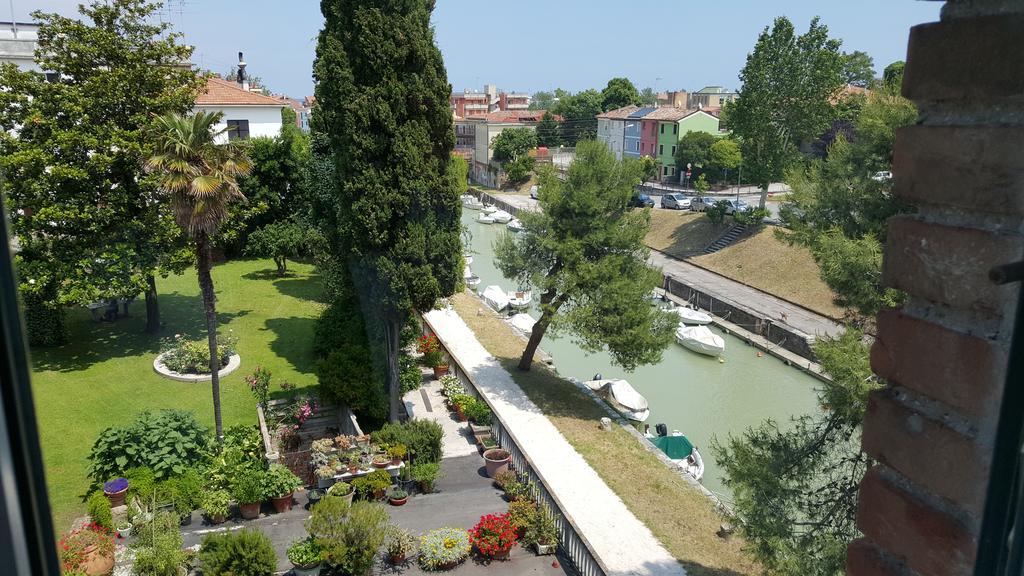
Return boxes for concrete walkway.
[648,250,844,341]
[404,371,479,458]
[424,308,686,576]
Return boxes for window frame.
[226,119,250,141]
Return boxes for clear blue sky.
[14,0,941,98]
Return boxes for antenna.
[9,0,17,36]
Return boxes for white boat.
[463,265,480,287]
[648,289,666,306]
[477,213,495,224]
[676,325,725,356]
[671,306,712,326]
[645,430,705,481]
[482,285,509,311]
[506,218,524,232]
[482,205,498,214]
[464,253,473,265]
[508,289,532,310]
[509,313,536,334]
[584,378,650,422]
[491,210,513,224]
[461,195,484,210]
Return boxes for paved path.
[424,308,686,576]
[404,372,479,458]
[648,250,844,341]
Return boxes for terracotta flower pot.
[80,544,115,576]
[433,364,449,378]
[292,562,321,576]
[372,460,390,469]
[347,464,359,474]
[455,405,467,422]
[104,486,128,508]
[389,495,408,506]
[389,552,406,565]
[209,514,226,525]
[483,449,511,478]
[271,493,293,513]
[239,501,261,520]
[486,548,511,560]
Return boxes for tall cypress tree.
[314,0,461,422]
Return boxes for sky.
[12,0,941,98]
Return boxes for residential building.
[640,115,659,160]
[195,77,288,144]
[595,105,639,160]
[656,90,688,108]
[277,96,313,132]
[0,21,40,72]
[601,105,722,181]
[450,84,531,117]
[466,110,552,187]
[500,92,530,110]
[688,86,737,109]
[623,107,654,159]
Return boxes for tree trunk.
[275,256,287,276]
[383,317,402,423]
[144,275,160,334]
[196,233,224,442]
[759,184,768,209]
[517,286,562,371]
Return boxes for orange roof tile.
[596,105,641,120]
[196,77,289,107]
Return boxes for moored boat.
[490,210,513,224]
[676,325,725,356]
[507,218,524,232]
[670,305,713,326]
[508,289,532,310]
[645,429,705,481]
[482,205,498,214]
[509,313,536,335]
[477,213,495,224]
[583,378,650,422]
[481,285,509,311]
[461,195,484,210]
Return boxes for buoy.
[757,351,763,358]
[718,357,725,364]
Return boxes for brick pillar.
[847,2,1024,575]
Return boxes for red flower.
[468,513,518,556]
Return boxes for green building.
[642,108,722,181]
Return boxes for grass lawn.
[30,258,324,531]
[645,210,732,258]
[450,292,760,576]
[691,227,846,319]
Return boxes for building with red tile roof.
[194,76,288,143]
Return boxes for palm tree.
[147,111,251,441]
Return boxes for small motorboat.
[464,252,473,265]
[676,325,725,356]
[648,289,666,306]
[583,378,650,422]
[482,285,509,311]
[509,313,536,335]
[477,213,495,224]
[645,426,704,481]
[462,195,484,210]
[482,205,498,214]
[670,305,712,326]
[507,218,524,233]
[463,265,480,287]
[491,210,513,224]
[508,289,532,310]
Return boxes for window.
[672,145,676,156]
[636,141,640,151]
[663,166,669,176]
[226,119,250,141]
[660,124,665,134]
[659,144,664,155]
[673,125,678,135]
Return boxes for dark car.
[629,193,655,208]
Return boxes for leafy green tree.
[882,60,905,90]
[529,90,556,110]
[601,77,641,111]
[314,0,461,422]
[553,89,602,145]
[715,329,879,575]
[449,153,469,195]
[673,131,717,172]
[841,50,876,88]
[638,156,659,183]
[535,112,561,148]
[491,127,537,162]
[244,218,324,276]
[708,138,742,183]
[504,156,535,187]
[639,87,658,106]
[728,17,845,208]
[147,111,252,441]
[0,0,200,342]
[494,141,676,371]
[693,174,710,196]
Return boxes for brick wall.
[848,2,1024,575]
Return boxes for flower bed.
[153,333,240,382]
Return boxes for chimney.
[236,51,248,91]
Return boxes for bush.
[306,499,390,575]
[507,500,538,531]
[131,511,188,576]
[200,489,230,520]
[524,502,560,547]
[159,333,238,374]
[706,201,728,224]
[463,398,492,426]
[312,294,368,360]
[371,420,443,464]
[124,466,157,503]
[86,491,113,530]
[317,346,388,423]
[231,468,268,504]
[351,469,392,500]
[265,463,303,498]
[419,527,471,570]
[198,528,277,576]
[287,537,322,567]
[399,354,423,394]
[88,410,210,484]
[733,206,770,225]
[161,467,203,519]
[22,290,67,346]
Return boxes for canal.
[461,210,824,501]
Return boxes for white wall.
[194,105,285,144]
[596,118,625,160]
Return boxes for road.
[491,192,784,220]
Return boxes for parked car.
[722,199,750,215]
[628,193,655,208]
[871,170,893,181]
[661,193,691,210]
[690,196,718,212]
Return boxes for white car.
[661,193,691,210]
[871,171,893,181]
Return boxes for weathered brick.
[872,310,1006,419]
[847,538,916,576]
[861,390,990,516]
[904,16,1024,102]
[882,216,1024,315]
[858,467,976,576]
[893,126,1024,217]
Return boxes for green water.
[462,211,823,501]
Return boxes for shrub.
[351,469,391,500]
[87,410,210,484]
[399,354,423,394]
[506,479,537,503]
[524,502,560,547]
[507,500,538,531]
[492,469,517,491]
[734,206,771,225]
[265,464,303,498]
[419,527,471,570]
[286,537,322,567]
[385,526,417,559]
[463,399,492,426]
[131,511,188,576]
[245,366,272,408]
[60,522,114,573]
[312,293,368,360]
[371,420,443,464]
[317,346,388,423]
[85,491,113,530]
[306,499,390,575]
[199,528,277,576]
[124,466,157,503]
[706,200,728,224]
[200,489,231,520]
[231,468,268,504]
[161,467,203,519]
[469,513,518,557]
[160,332,237,374]
[410,461,442,486]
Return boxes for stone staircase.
[703,224,748,254]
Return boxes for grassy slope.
[691,227,845,319]
[645,210,732,258]
[31,259,324,530]
[450,292,759,576]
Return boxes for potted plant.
[468,513,518,560]
[59,522,115,576]
[231,469,267,520]
[417,334,449,377]
[316,464,336,489]
[334,434,353,451]
[200,489,231,524]
[346,452,361,474]
[102,477,129,508]
[492,469,517,491]
[371,454,391,469]
[366,469,393,500]
[439,374,464,398]
[507,500,538,538]
[465,401,492,428]
[266,463,303,513]
[356,433,371,450]
[326,480,354,506]
[385,527,417,565]
[387,443,407,465]
[450,394,473,421]
[419,527,471,570]
[387,487,409,506]
[505,479,535,503]
[114,520,132,539]
[526,503,560,555]
[483,448,511,478]
[287,537,322,576]
[410,462,442,494]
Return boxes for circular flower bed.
[419,527,471,571]
[153,334,241,382]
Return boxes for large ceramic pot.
[291,561,321,576]
[104,486,128,508]
[80,545,115,576]
[239,501,261,520]
[271,493,293,513]
[535,541,557,555]
[389,552,407,565]
[487,549,510,560]
[433,364,450,378]
[483,448,511,478]
[389,495,408,506]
